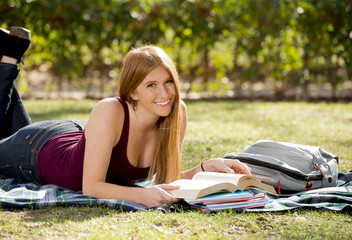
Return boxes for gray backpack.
[223,140,339,193]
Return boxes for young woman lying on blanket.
[0,27,250,207]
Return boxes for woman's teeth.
[155,100,170,106]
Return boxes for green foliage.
[1,0,351,98]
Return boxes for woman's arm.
[82,98,178,207]
[181,158,251,179]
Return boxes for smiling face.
[131,66,176,118]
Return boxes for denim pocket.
[11,121,60,144]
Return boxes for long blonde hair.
[118,46,183,184]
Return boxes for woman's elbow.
[82,180,95,197]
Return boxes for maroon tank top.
[105,98,150,186]
[37,98,150,190]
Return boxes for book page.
[191,172,277,196]
[192,172,244,185]
[169,179,218,190]
[192,172,272,183]
[169,172,277,199]
[169,179,238,199]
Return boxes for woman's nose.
[158,85,168,97]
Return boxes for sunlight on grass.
[2,207,352,239]
[24,99,99,122]
[184,101,352,171]
[5,99,350,239]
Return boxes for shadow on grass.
[20,206,115,223]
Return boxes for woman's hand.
[139,184,180,208]
[201,158,251,175]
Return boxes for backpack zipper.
[223,155,323,181]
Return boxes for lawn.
[1,99,352,239]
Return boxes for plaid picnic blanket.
[1,171,352,212]
[0,178,149,211]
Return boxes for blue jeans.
[0,120,86,183]
[0,62,86,183]
[0,62,31,139]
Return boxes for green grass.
[1,100,352,239]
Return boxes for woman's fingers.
[203,158,251,175]
[157,184,180,191]
[155,185,180,204]
[225,159,251,175]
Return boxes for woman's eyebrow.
[144,80,156,84]
[143,80,156,86]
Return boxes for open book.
[169,172,277,199]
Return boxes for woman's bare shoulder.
[91,98,124,116]
[180,99,187,112]
[179,99,188,121]
[85,98,125,139]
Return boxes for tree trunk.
[302,50,310,100]
[100,77,105,99]
[231,47,242,98]
[203,45,210,92]
[56,76,62,99]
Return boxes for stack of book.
[169,172,277,211]
[184,190,270,211]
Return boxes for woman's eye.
[147,83,156,88]
[166,79,174,84]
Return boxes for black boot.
[0,27,31,64]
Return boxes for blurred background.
[1,0,351,101]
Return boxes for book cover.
[199,194,270,211]
[185,190,254,204]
